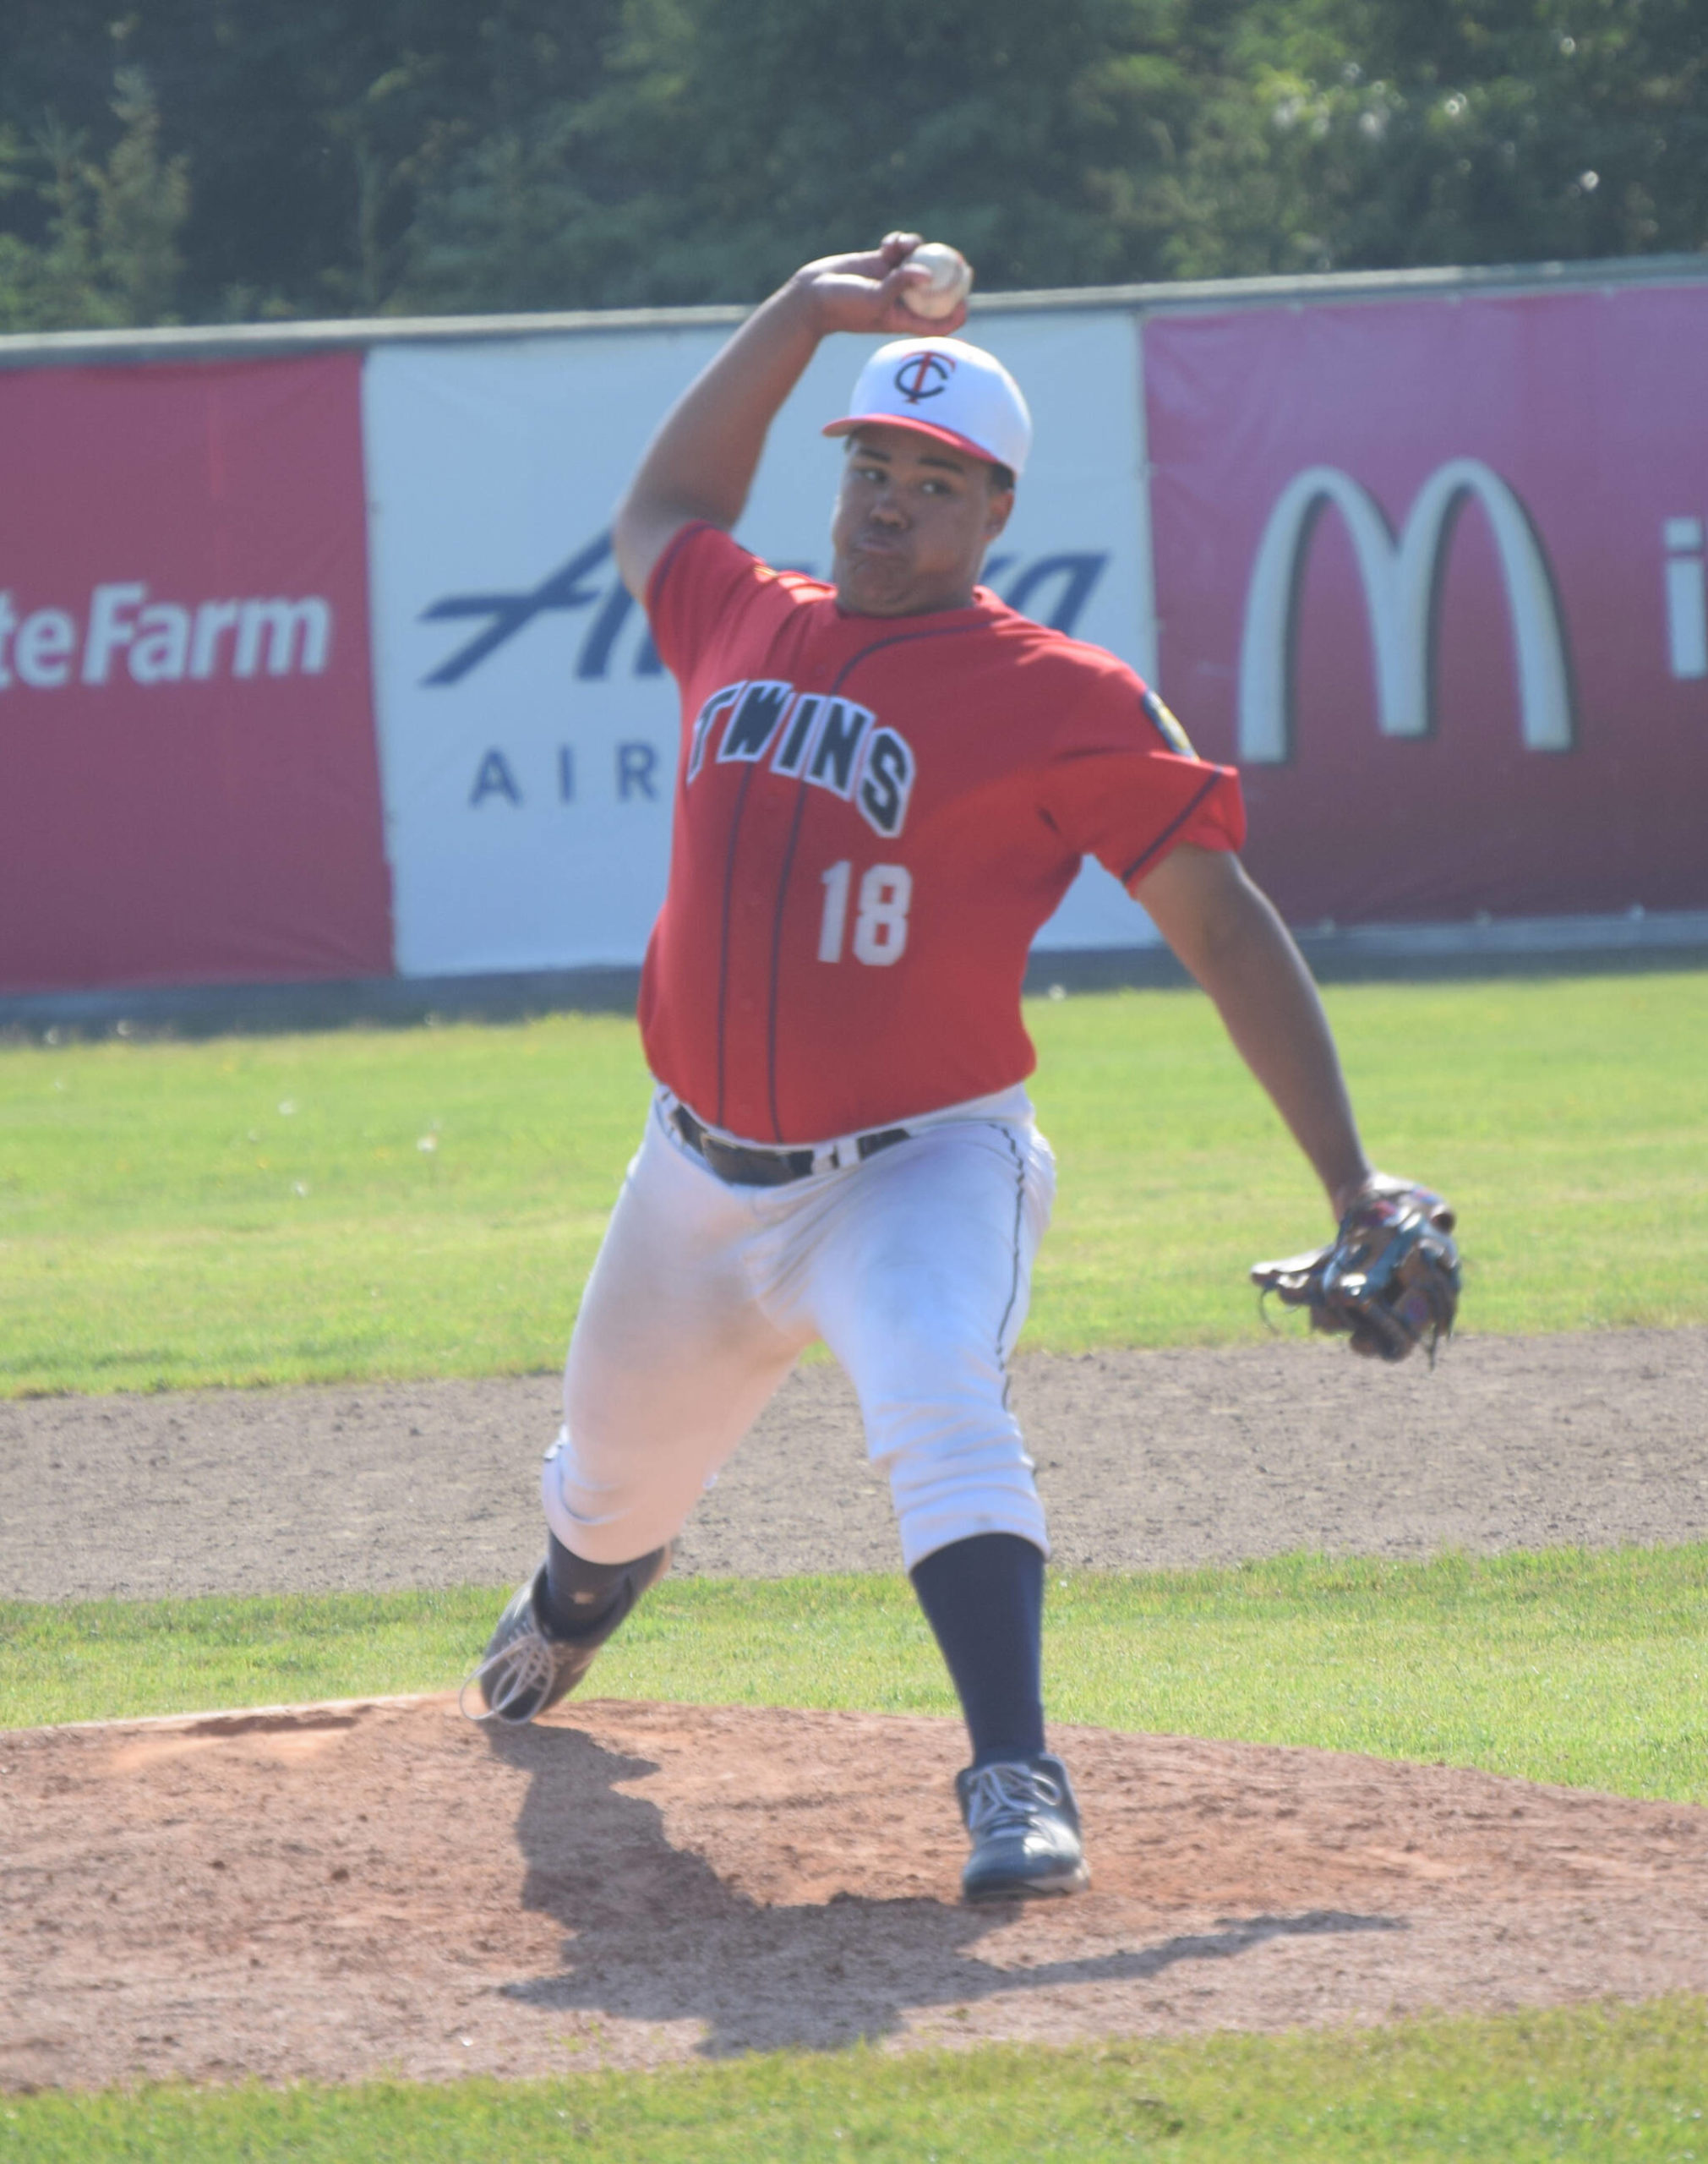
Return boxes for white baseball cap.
[823,336,1032,479]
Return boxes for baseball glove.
[1250,1177,1460,1365]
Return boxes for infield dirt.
[4,1329,1706,1600]
[4,1325,1706,2089]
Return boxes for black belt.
[672,1103,910,1187]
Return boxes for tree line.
[0,0,1701,333]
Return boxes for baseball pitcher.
[466,235,1458,1903]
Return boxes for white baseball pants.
[541,1088,1056,1572]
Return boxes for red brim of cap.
[821,413,1004,468]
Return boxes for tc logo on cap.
[892,352,955,405]
[825,336,1033,477]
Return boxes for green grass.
[1030,970,1708,1349]
[0,1014,647,1397]
[9,1545,1706,1806]
[3,2002,1705,2160]
[1,971,1705,1394]
[8,1555,1705,2149]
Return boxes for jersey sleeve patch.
[1141,687,1198,758]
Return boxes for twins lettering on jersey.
[687,680,916,839]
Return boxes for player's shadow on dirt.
[486,1722,1405,2057]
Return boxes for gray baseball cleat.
[460,1547,668,1724]
[956,1751,1090,1902]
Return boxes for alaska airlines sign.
[418,534,1108,686]
[1237,459,1574,763]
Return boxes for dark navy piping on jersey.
[826,615,991,692]
[713,761,758,1129]
[1119,768,1224,888]
[765,782,810,1142]
[653,523,775,1134]
[758,615,993,1144]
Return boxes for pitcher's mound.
[5,1696,1707,2090]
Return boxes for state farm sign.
[1143,287,1708,924]
[0,355,390,994]
[1,584,332,689]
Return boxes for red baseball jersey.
[638,522,1245,1143]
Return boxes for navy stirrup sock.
[909,1532,1047,1768]
[543,1533,635,1637]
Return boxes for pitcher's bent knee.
[539,1427,699,1567]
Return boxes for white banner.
[363,309,1160,977]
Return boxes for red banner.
[1143,286,1708,924]
[0,353,390,992]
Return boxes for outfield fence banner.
[0,352,392,995]
[1141,282,1708,926]
[362,307,1160,980]
[5,267,1706,1005]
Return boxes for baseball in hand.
[900,242,974,320]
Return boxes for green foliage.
[1,973,1704,1395]
[0,69,188,331]
[1173,0,1708,278]
[8,1546,1708,1811]
[3,2003,1707,2160]
[402,0,1206,309]
[0,2,1702,331]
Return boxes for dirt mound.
[5,1695,1706,2090]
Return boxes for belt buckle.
[673,1104,798,1187]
